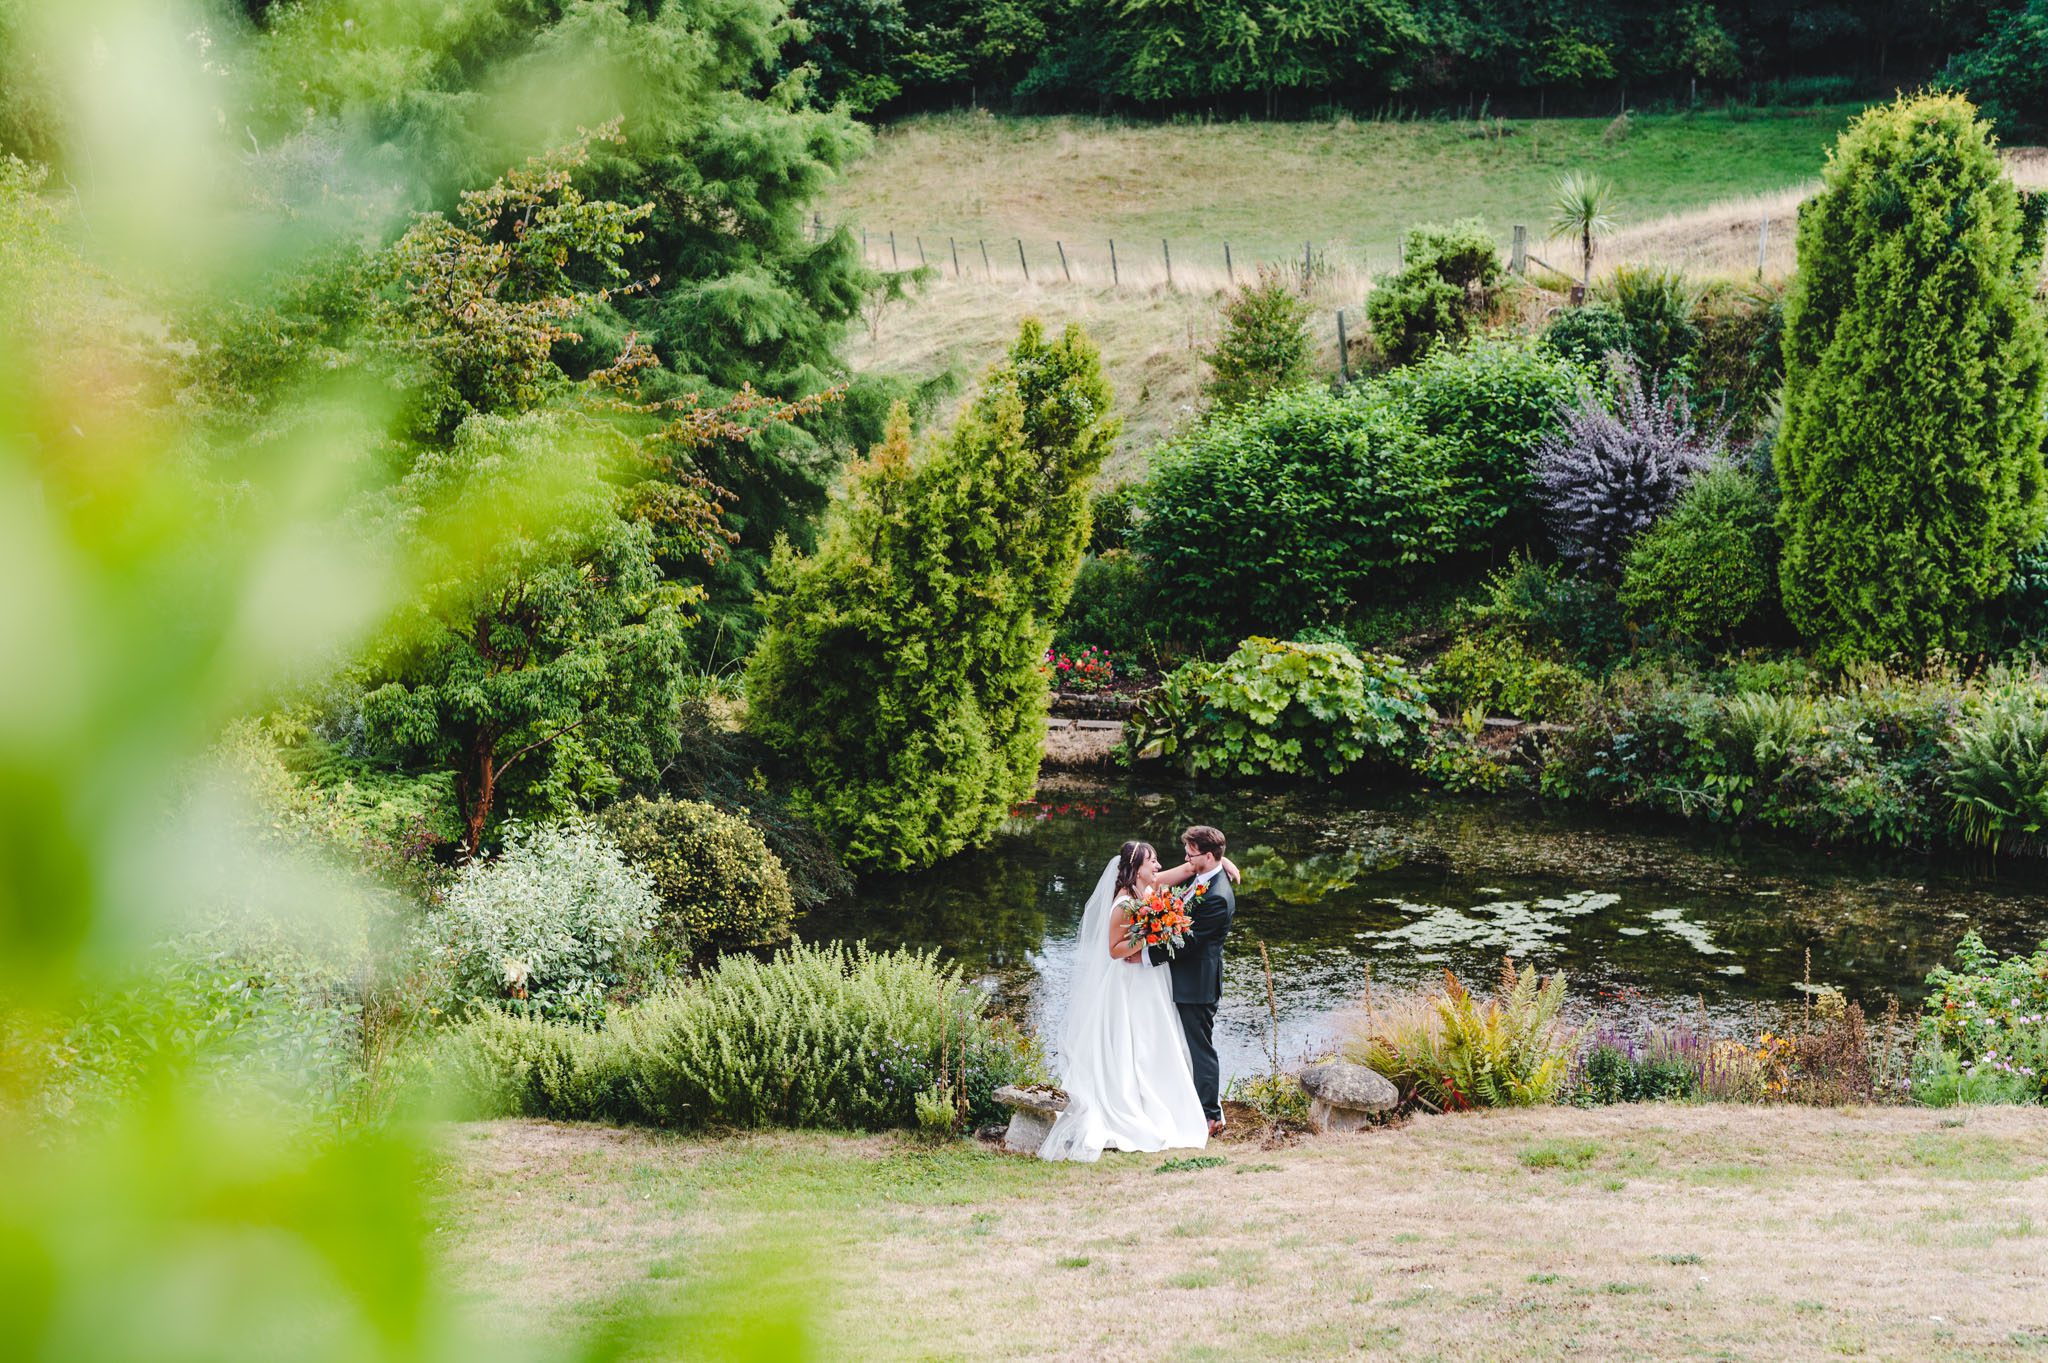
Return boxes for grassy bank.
[834,108,1867,466]
[442,1107,2048,1360]
[829,109,1864,269]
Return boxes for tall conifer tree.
[1776,93,2048,660]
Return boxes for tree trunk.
[461,737,499,860]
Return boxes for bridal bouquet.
[1124,884,1195,958]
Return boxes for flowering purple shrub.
[1534,359,1726,573]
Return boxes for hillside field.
[826,107,2019,468]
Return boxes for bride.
[1039,840,1238,1163]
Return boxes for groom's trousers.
[1176,1001,1221,1121]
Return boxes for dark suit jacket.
[1149,870,1233,1004]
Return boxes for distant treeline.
[773,0,2026,122]
[177,2,2048,134]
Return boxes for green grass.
[832,108,1872,468]
[830,108,1863,268]
[1520,1138,1603,1170]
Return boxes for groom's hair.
[1181,825,1226,858]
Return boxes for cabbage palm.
[1550,171,1619,294]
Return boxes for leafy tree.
[338,135,810,856]
[1203,266,1315,413]
[237,0,896,656]
[1941,1,2048,140]
[746,321,1117,871]
[1776,93,2048,661]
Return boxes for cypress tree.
[1776,93,2048,661]
[746,321,1117,871]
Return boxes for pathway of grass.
[440,1104,2048,1362]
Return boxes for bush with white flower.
[425,820,658,1021]
[1915,931,2048,1103]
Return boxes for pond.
[798,780,2048,1083]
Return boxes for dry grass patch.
[444,1107,2048,1361]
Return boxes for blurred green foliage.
[0,6,821,1360]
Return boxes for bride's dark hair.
[1114,840,1155,898]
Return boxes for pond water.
[798,781,2048,1083]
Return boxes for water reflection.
[800,782,2048,1081]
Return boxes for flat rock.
[1298,1061,1398,1126]
[993,1085,1070,1156]
[994,1084,1069,1114]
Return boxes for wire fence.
[827,210,1788,381]
[826,211,1784,296]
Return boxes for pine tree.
[1776,93,2048,661]
[746,321,1117,871]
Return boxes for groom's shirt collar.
[1194,866,1222,889]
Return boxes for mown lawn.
[438,1105,2048,1362]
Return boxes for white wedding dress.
[1038,858,1210,1162]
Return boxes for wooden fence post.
[950,237,960,279]
[1162,237,1173,290]
[1057,240,1070,282]
[1303,239,1312,286]
[861,227,868,262]
[1511,224,1527,275]
[1224,241,1233,283]
[915,235,927,267]
[1336,309,1352,383]
[979,238,991,278]
[1017,237,1029,281]
[1109,239,1119,287]
[1757,218,1770,278]
[889,231,897,268]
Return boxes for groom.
[1151,824,1233,1136]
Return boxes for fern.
[1348,960,1577,1110]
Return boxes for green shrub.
[1138,342,1580,646]
[1053,550,1171,669]
[1915,931,2048,1101]
[1542,302,1634,367]
[747,321,1116,871]
[1136,385,1440,644]
[598,796,796,954]
[19,944,366,1129]
[1690,280,1784,437]
[1619,464,1775,643]
[1942,693,2048,853]
[1203,266,1314,413]
[1593,265,1700,378]
[1125,637,1432,779]
[1088,482,1143,555]
[1572,1039,1701,1105]
[1223,1071,1313,1127]
[1366,218,1504,367]
[1776,94,2048,662]
[1376,339,1586,552]
[1426,634,1591,722]
[1346,963,1578,1110]
[452,944,1048,1131]
[1415,711,1530,794]
[1468,555,1629,672]
[424,820,657,1021]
